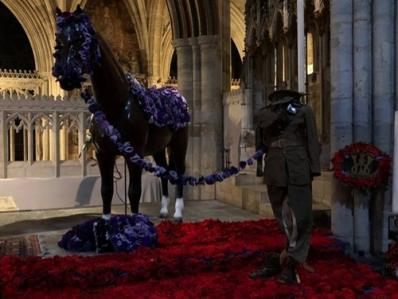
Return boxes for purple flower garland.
[81,90,265,185]
[126,74,190,131]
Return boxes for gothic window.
[0,2,34,70]
[32,114,53,161]
[7,115,28,162]
[59,114,80,161]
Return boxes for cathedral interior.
[1,0,398,295]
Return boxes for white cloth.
[140,171,162,203]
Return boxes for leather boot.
[278,256,298,284]
[249,252,281,279]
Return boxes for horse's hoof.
[173,217,183,223]
[159,213,169,219]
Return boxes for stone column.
[52,112,60,177]
[189,37,202,200]
[198,35,222,200]
[372,0,395,254]
[9,128,15,162]
[330,0,354,246]
[393,111,398,213]
[352,0,372,255]
[27,115,33,165]
[0,111,7,178]
[241,55,253,161]
[173,38,193,199]
[297,0,305,92]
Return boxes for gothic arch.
[0,1,55,72]
[0,0,60,95]
[231,1,245,59]
[166,0,219,39]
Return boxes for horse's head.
[52,5,100,91]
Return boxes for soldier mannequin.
[250,90,321,283]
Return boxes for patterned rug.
[0,235,41,257]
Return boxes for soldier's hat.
[268,89,305,106]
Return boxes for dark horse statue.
[53,6,189,221]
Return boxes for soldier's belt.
[269,139,304,149]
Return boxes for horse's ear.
[55,7,62,16]
[75,4,83,14]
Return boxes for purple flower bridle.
[52,6,101,90]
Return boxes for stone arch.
[0,2,35,70]
[1,0,58,94]
[166,0,219,39]
[147,0,174,84]
[160,25,174,81]
[231,1,245,59]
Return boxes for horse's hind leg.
[96,151,116,219]
[169,127,188,222]
[126,160,142,214]
[153,149,169,218]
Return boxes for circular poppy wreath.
[331,142,391,190]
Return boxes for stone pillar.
[241,55,253,161]
[173,38,194,199]
[393,111,398,213]
[9,128,15,162]
[189,37,202,200]
[27,114,33,165]
[297,0,305,92]
[352,0,372,255]
[219,0,231,93]
[372,0,395,254]
[0,111,7,178]
[198,35,222,200]
[330,0,354,246]
[52,112,60,177]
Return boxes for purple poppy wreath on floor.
[58,214,157,253]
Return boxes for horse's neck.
[90,36,129,121]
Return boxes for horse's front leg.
[127,160,142,214]
[96,151,116,220]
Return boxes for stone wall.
[85,0,142,75]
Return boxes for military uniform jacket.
[255,104,321,187]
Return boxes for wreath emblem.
[331,143,391,190]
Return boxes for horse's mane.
[94,32,127,86]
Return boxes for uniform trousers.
[267,184,313,263]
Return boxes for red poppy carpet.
[1,219,398,299]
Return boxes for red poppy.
[1,219,398,298]
[332,142,391,191]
